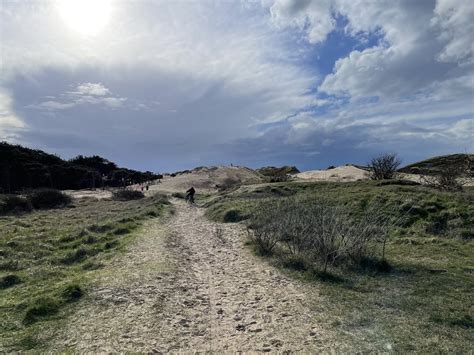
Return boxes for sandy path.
[52,199,331,352]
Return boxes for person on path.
[185,186,195,203]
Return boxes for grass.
[0,193,169,351]
[205,180,474,352]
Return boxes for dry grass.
[0,194,169,351]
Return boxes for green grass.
[205,180,474,352]
[0,193,169,351]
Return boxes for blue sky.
[1,0,473,172]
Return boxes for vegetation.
[247,196,398,271]
[0,142,161,193]
[256,166,299,183]
[399,153,473,175]
[27,189,72,209]
[112,189,145,201]
[0,195,33,215]
[0,189,71,216]
[256,166,300,176]
[0,194,169,350]
[368,153,401,180]
[205,180,473,352]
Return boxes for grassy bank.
[205,181,474,352]
[0,194,169,351]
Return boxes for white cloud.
[432,0,474,64]
[1,0,472,170]
[27,83,127,111]
[0,91,26,140]
[270,0,334,43]
[74,83,111,96]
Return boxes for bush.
[27,189,71,209]
[112,189,145,201]
[0,195,32,215]
[368,153,401,180]
[247,197,399,271]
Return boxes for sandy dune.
[150,166,263,194]
[295,165,370,182]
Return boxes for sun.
[57,0,112,37]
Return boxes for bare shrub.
[247,196,402,271]
[368,153,401,180]
[246,199,288,254]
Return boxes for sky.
[1,0,473,172]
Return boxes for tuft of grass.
[60,247,89,265]
[61,284,83,302]
[222,209,246,223]
[358,257,392,273]
[23,297,61,324]
[112,189,144,201]
[0,274,22,289]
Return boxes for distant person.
[185,186,195,204]
[146,185,149,191]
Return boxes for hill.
[151,166,264,193]
[399,154,473,175]
[0,142,160,193]
[295,165,369,182]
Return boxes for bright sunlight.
[57,0,112,36]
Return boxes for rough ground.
[52,199,334,352]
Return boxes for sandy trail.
[52,199,331,352]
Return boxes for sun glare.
[57,0,112,37]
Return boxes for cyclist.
[185,186,195,204]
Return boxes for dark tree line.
[0,142,161,193]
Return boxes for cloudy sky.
[1,0,473,172]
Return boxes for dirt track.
[52,199,333,352]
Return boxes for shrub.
[0,274,22,289]
[112,189,145,201]
[368,153,401,180]
[27,189,71,209]
[247,197,400,271]
[0,195,32,215]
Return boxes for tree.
[368,153,401,180]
